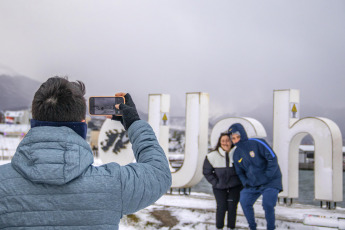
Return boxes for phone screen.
[89,96,124,116]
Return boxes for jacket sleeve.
[258,139,280,179]
[120,120,172,215]
[233,149,248,187]
[202,157,218,187]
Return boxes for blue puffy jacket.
[0,120,172,229]
[229,123,282,192]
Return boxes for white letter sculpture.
[148,93,209,188]
[210,117,267,147]
[98,119,134,166]
[273,89,343,202]
[148,94,172,171]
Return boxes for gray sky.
[0,0,345,119]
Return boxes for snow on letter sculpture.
[273,89,343,202]
[148,93,209,188]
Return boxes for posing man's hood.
[228,123,248,142]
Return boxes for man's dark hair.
[32,77,86,122]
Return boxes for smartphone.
[89,96,125,116]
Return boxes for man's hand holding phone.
[111,93,140,130]
[89,96,125,116]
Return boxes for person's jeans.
[240,187,279,230]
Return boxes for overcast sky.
[0,0,344,119]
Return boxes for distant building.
[0,124,30,160]
[0,109,31,160]
[3,110,31,125]
[299,145,345,170]
[299,145,315,164]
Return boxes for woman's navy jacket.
[228,123,283,192]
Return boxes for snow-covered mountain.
[0,74,41,111]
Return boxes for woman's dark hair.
[213,132,233,152]
[32,76,86,122]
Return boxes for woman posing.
[203,133,243,230]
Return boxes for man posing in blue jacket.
[228,123,282,230]
[0,77,172,229]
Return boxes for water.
[297,170,345,207]
[193,170,345,208]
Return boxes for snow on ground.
[0,160,10,165]
[1,156,345,229]
[119,192,345,230]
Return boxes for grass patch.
[126,214,140,223]
[150,209,179,228]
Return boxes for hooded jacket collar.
[11,126,93,185]
[228,123,248,143]
[30,119,88,139]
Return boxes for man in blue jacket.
[0,77,172,229]
[228,123,282,230]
